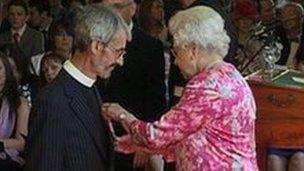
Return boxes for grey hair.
[74,3,130,51]
[169,6,230,58]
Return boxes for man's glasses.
[105,43,126,60]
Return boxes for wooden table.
[247,70,304,170]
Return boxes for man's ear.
[90,40,103,55]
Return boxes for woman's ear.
[189,44,199,61]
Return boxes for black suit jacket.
[99,26,166,171]
[101,26,167,123]
[25,70,113,171]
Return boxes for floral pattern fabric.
[118,63,258,171]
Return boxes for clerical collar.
[128,22,133,32]
[11,24,26,37]
[63,60,95,87]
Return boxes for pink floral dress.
[117,62,258,171]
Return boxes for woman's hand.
[102,103,128,121]
[114,135,136,154]
[102,103,137,133]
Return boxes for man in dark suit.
[24,4,130,171]
[101,0,167,170]
[0,0,44,60]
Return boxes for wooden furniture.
[247,70,304,171]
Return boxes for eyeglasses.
[105,43,126,60]
[170,47,178,58]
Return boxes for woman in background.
[48,11,75,59]
[138,0,168,44]
[0,52,30,171]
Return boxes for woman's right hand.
[102,103,127,121]
[102,103,138,133]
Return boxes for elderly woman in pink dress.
[103,6,258,171]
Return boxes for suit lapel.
[62,71,109,161]
[19,26,30,49]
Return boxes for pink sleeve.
[127,81,222,155]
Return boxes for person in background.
[0,52,30,171]
[48,0,66,19]
[39,52,65,87]
[0,0,45,61]
[28,0,52,51]
[0,0,11,34]
[48,11,76,59]
[103,6,258,171]
[137,0,171,107]
[233,0,264,76]
[138,0,168,44]
[280,2,303,68]
[24,4,130,171]
[102,0,167,170]
[1,43,38,106]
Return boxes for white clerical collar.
[11,24,27,37]
[128,22,133,32]
[126,22,133,40]
[63,60,95,87]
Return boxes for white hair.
[74,3,130,51]
[169,6,230,58]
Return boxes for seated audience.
[0,52,30,171]
[103,6,258,170]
